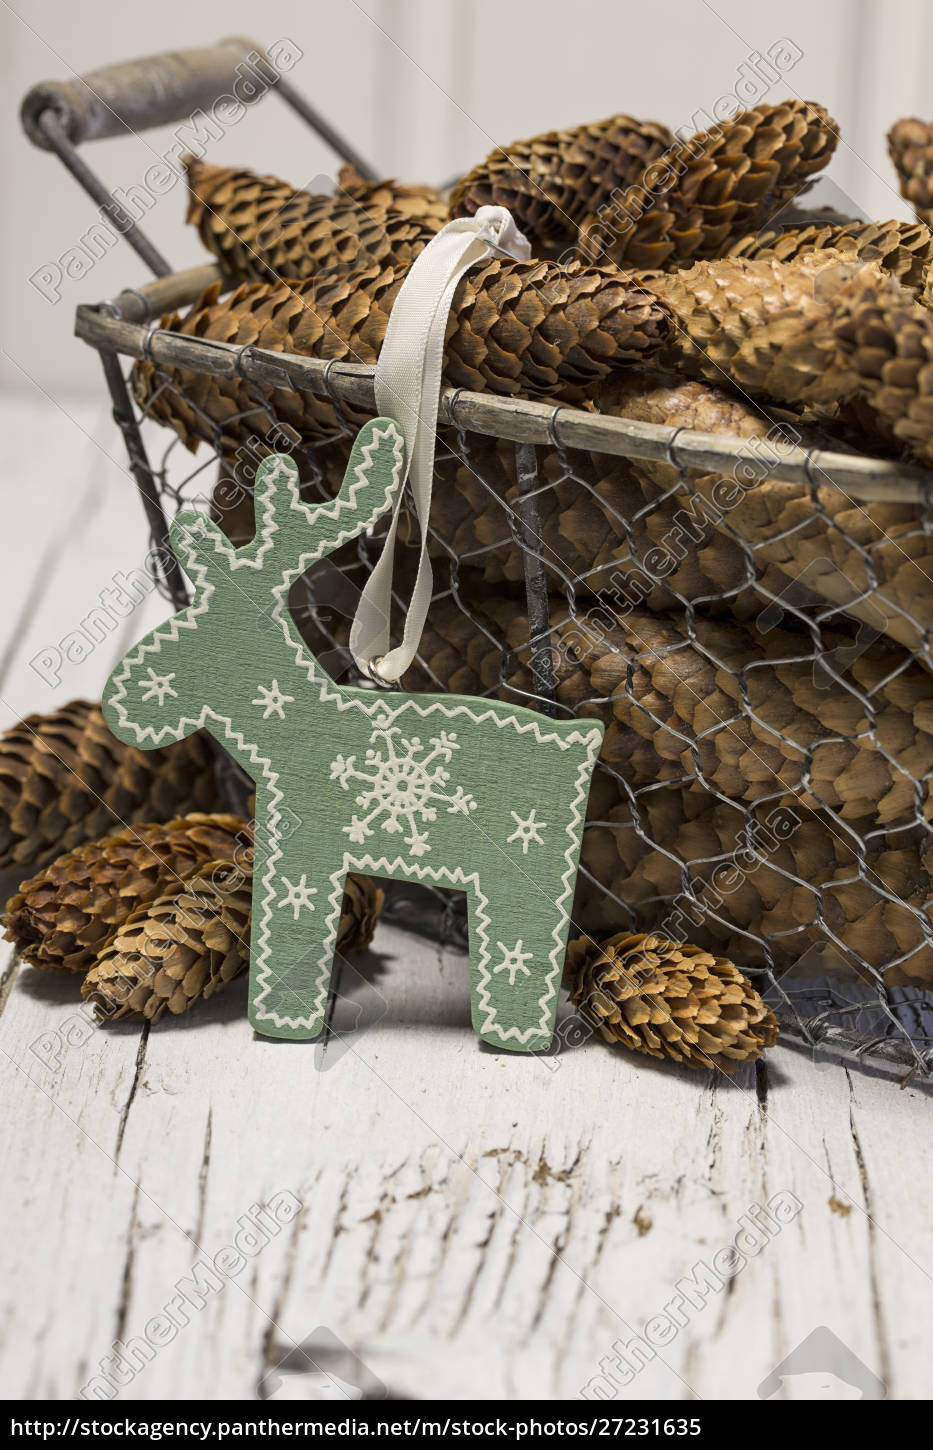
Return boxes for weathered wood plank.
[54,924,931,1402]
[0,394,170,720]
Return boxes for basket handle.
[21,35,285,148]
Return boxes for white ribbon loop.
[349,206,531,684]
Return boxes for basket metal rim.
[75,265,933,506]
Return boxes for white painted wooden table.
[0,394,930,1403]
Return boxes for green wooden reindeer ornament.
[104,210,605,1052]
[103,423,603,1050]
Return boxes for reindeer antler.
[105,418,406,748]
[251,418,405,581]
[170,417,406,589]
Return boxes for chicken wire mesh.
[74,287,933,1082]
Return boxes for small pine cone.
[565,932,779,1071]
[449,112,674,246]
[82,864,384,1023]
[888,119,933,227]
[185,156,438,282]
[0,699,223,873]
[132,260,671,450]
[577,100,838,271]
[335,163,449,229]
[83,860,251,1020]
[728,218,933,296]
[3,814,248,972]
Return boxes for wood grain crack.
[846,1071,893,1392]
[113,1025,149,1164]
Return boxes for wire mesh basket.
[24,37,933,1080]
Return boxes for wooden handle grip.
[21,35,282,148]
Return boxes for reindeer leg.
[246,797,346,1040]
[467,867,569,1055]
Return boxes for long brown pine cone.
[565,932,778,1071]
[888,119,933,227]
[0,700,223,873]
[642,248,864,406]
[640,252,933,466]
[3,814,248,972]
[576,100,838,271]
[185,156,440,283]
[131,259,671,449]
[448,112,674,247]
[579,610,933,830]
[828,262,933,466]
[728,217,933,296]
[82,861,384,1023]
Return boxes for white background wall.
[1,0,932,395]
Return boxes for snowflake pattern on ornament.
[252,680,294,720]
[507,808,548,854]
[492,939,534,985]
[330,717,477,858]
[277,874,318,920]
[138,668,177,706]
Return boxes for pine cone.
[448,112,674,246]
[82,862,384,1023]
[0,700,223,873]
[131,260,671,449]
[576,101,838,271]
[3,814,247,972]
[335,163,448,229]
[185,156,439,282]
[565,932,778,1071]
[728,217,933,295]
[888,119,933,227]
[578,608,933,830]
[642,248,933,464]
[642,249,862,405]
[827,261,933,465]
